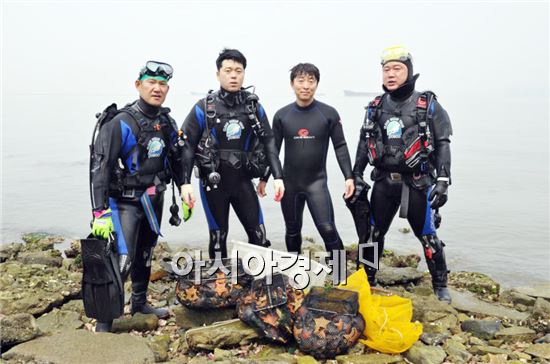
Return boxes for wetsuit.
[353,89,453,290]
[181,89,283,259]
[271,100,353,254]
[91,98,181,305]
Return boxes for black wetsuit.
[181,89,283,259]
[353,88,452,288]
[271,100,353,253]
[91,98,181,301]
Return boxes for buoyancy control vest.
[362,91,436,174]
[195,90,270,186]
[91,101,184,196]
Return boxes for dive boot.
[131,281,170,319]
[420,235,452,303]
[95,320,113,333]
[434,286,452,303]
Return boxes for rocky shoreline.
[1,233,549,364]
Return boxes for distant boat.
[343,90,379,97]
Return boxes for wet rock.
[404,342,447,364]
[422,312,458,334]
[249,344,286,359]
[112,313,159,332]
[420,332,450,346]
[213,348,233,361]
[2,330,155,363]
[408,294,458,324]
[36,308,83,333]
[524,343,550,360]
[173,304,237,329]
[509,351,532,361]
[381,253,420,268]
[347,342,366,355]
[449,289,529,321]
[528,297,550,333]
[513,284,550,300]
[481,353,507,363]
[469,345,511,355]
[335,353,403,364]
[59,300,85,316]
[468,336,486,346]
[376,266,424,285]
[494,326,536,343]
[409,285,435,297]
[0,242,23,261]
[460,319,502,340]
[185,319,259,350]
[499,289,537,306]
[148,334,170,362]
[448,271,500,297]
[0,261,82,316]
[64,239,81,258]
[487,339,504,347]
[16,250,63,267]
[21,232,61,249]
[297,355,320,364]
[0,313,41,348]
[443,340,472,363]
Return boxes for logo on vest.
[294,128,315,140]
[384,117,404,139]
[223,119,244,140]
[147,137,166,158]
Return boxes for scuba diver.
[353,46,453,303]
[89,61,183,331]
[257,63,355,260]
[179,48,284,259]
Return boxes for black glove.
[429,181,448,209]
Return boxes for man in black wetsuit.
[90,61,181,331]
[258,63,354,259]
[353,46,453,302]
[179,49,284,259]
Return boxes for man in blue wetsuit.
[90,61,181,331]
[179,49,285,259]
[258,63,354,259]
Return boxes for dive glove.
[429,181,448,209]
[182,201,194,222]
[92,209,114,239]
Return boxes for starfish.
[214,282,228,296]
[185,286,199,301]
[344,327,360,343]
[262,312,279,326]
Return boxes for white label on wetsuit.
[147,137,166,158]
[384,117,404,139]
[223,119,244,140]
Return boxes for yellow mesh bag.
[338,268,423,354]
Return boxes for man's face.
[382,61,408,91]
[217,59,245,92]
[291,73,318,104]
[135,78,169,107]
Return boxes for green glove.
[182,201,194,222]
[92,208,114,239]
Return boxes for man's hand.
[344,178,355,199]
[273,179,285,202]
[180,184,196,207]
[257,180,267,198]
[429,181,448,209]
[92,209,114,240]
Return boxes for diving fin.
[81,234,124,322]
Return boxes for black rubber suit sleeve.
[180,102,202,184]
[257,107,283,180]
[430,101,453,181]
[352,127,369,178]
[90,117,122,211]
[329,117,353,180]
[260,112,283,182]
